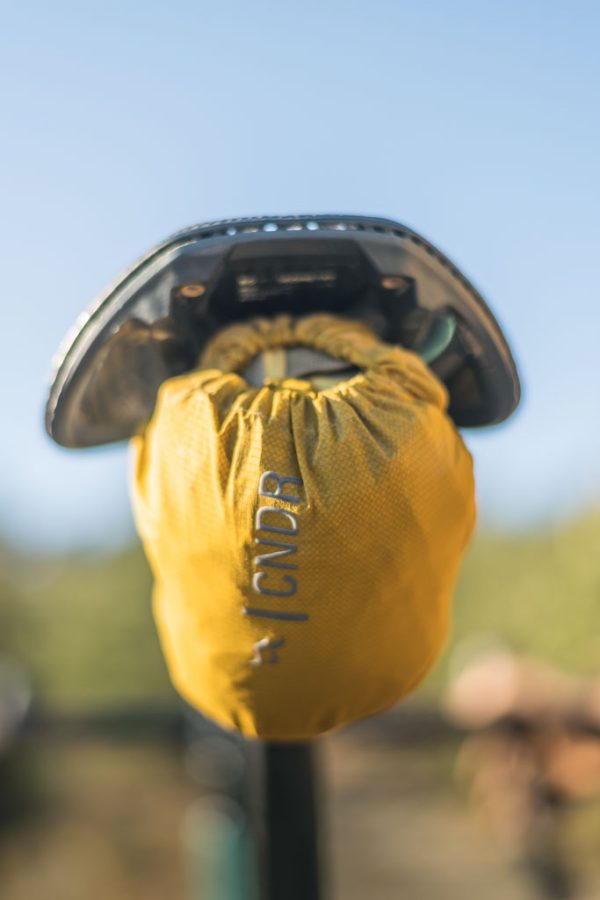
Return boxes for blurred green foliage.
[440,508,600,681]
[1,509,599,711]
[0,543,175,711]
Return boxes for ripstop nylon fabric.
[131,314,476,740]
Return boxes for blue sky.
[1,0,599,549]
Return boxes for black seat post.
[249,740,324,900]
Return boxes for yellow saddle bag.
[131,314,475,740]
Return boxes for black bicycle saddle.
[46,214,521,448]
